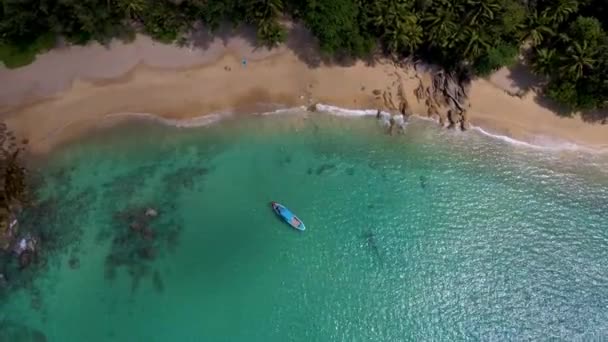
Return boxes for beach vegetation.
[245,0,287,46]
[0,32,56,68]
[0,0,606,116]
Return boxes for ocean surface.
[1,111,607,341]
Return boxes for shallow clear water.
[1,113,607,341]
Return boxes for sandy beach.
[1,25,607,154]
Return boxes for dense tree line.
[0,0,606,114]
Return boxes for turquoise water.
[1,113,608,341]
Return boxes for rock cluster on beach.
[414,66,471,130]
[366,60,472,135]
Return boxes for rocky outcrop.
[414,67,472,131]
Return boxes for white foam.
[100,105,608,154]
[471,125,608,153]
[258,106,307,115]
[103,112,228,128]
[314,104,381,117]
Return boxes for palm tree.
[520,10,555,46]
[531,48,556,75]
[466,0,500,25]
[460,27,491,60]
[384,18,423,54]
[245,0,285,46]
[541,0,578,25]
[118,0,145,20]
[423,8,458,48]
[559,41,596,79]
[247,0,283,23]
[369,0,422,54]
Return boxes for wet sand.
[1,26,606,153]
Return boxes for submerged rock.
[377,111,392,130]
[145,208,158,218]
[392,114,407,131]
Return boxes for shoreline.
[42,104,608,156]
[1,31,607,155]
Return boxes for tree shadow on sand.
[496,60,608,122]
[184,21,367,69]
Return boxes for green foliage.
[0,0,606,115]
[520,10,555,46]
[546,78,579,110]
[245,0,287,46]
[197,0,245,31]
[474,42,518,76]
[568,16,603,47]
[527,1,608,113]
[362,0,422,54]
[139,1,190,43]
[531,47,557,75]
[300,0,374,57]
[541,0,579,25]
[0,33,56,68]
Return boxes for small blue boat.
[271,202,305,231]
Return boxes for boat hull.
[271,202,305,231]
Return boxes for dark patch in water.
[127,263,148,295]
[419,175,427,189]
[166,226,183,254]
[0,178,97,304]
[0,320,47,342]
[29,287,42,311]
[162,166,209,191]
[68,256,80,269]
[278,155,292,166]
[152,270,165,293]
[361,230,383,265]
[103,164,158,199]
[103,205,183,294]
[316,164,336,175]
[306,167,313,175]
[346,167,355,176]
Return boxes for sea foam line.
[311,103,608,153]
[100,105,607,154]
[471,125,608,153]
[314,104,380,116]
[102,112,229,128]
